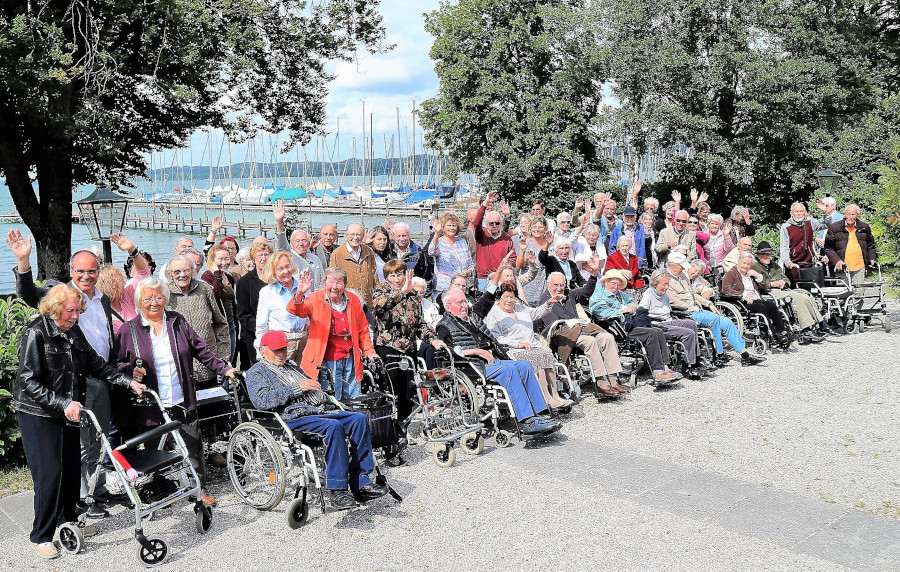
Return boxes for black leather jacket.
[436,313,511,361]
[13,314,132,419]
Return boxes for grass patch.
[0,466,32,498]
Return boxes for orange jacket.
[286,289,374,381]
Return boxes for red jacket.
[286,290,374,381]
[605,252,644,290]
[472,205,516,278]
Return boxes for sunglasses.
[688,220,699,224]
[487,221,502,226]
[675,219,688,223]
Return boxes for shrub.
[0,297,39,467]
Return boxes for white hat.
[667,252,687,266]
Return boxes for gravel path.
[0,306,897,571]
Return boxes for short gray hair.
[616,235,632,247]
[554,237,572,249]
[546,271,566,285]
[411,276,427,289]
[649,269,669,287]
[707,213,724,226]
[644,197,659,208]
[731,205,749,219]
[166,254,196,277]
[134,277,170,308]
[441,287,465,308]
[290,229,309,242]
[689,259,707,271]
[583,224,599,235]
[739,251,755,261]
[393,221,410,234]
[556,212,572,224]
[324,266,347,284]
[821,196,837,207]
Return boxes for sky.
[152,0,444,170]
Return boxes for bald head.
[738,237,753,251]
[485,211,502,237]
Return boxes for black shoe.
[686,366,704,380]
[819,324,838,336]
[86,504,109,519]
[330,489,359,511]
[355,482,389,502]
[713,354,732,367]
[802,329,825,343]
[741,352,766,367]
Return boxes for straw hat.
[599,269,629,287]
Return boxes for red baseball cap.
[260,331,288,350]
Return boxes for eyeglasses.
[487,221,501,226]
[675,219,688,223]
[172,269,192,276]
[72,269,99,276]
[141,296,166,305]
[688,220,699,224]
[447,300,466,307]
[559,220,571,225]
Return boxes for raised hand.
[499,201,511,216]
[586,253,602,275]
[574,197,585,210]
[273,199,285,222]
[482,190,498,208]
[632,180,642,197]
[525,250,536,266]
[363,228,376,245]
[690,188,698,203]
[595,192,608,207]
[296,269,314,295]
[698,191,709,204]
[402,269,414,294]
[672,190,682,203]
[579,208,590,230]
[211,216,223,234]
[5,229,33,261]
[310,233,321,249]
[518,233,527,249]
[110,232,135,253]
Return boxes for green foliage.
[0,0,389,279]
[0,298,39,468]
[421,0,611,212]
[875,144,900,269]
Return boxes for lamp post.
[75,183,130,263]
[817,169,841,196]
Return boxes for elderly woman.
[165,254,230,384]
[13,285,143,559]
[236,242,272,367]
[484,284,571,409]
[202,243,238,361]
[722,252,790,347]
[703,214,733,276]
[115,278,235,508]
[97,265,130,335]
[589,269,681,383]
[516,216,552,305]
[429,211,476,295]
[234,246,253,277]
[639,270,704,379]
[725,205,755,245]
[372,260,446,421]
[687,259,716,300]
[605,235,645,291]
[255,250,309,363]
[287,267,377,400]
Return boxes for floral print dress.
[372,283,437,353]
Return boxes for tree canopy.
[420,0,610,213]
[0,0,388,279]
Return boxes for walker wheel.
[285,497,309,529]
[58,522,84,554]
[749,337,768,357]
[137,536,169,567]
[432,445,456,468]
[885,318,892,333]
[494,430,513,448]
[461,432,485,455]
[194,504,213,534]
[842,320,858,335]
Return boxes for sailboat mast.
[412,99,417,188]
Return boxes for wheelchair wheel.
[843,320,858,335]
[749,337,768,357]
[717,302,745,334]
[136,536,169,567]
[58,522,84,554]
[451,370,481,425]
[494,430,513,448]
[885,317,893,333]
[227,422,287,510]
[194,504,213,534]
[432,445,456,468]
[461,432,485,455]
[285,497,309,529]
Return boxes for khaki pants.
[770,289,822,330]
[575,332,622,377]
[286,331,308,364]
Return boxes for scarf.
[258,358,327,407]
[201,269,224,299]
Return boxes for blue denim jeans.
[318,357,359,400]
[485,360,549,421]
[691,310,745,354]
[285,412,374,491]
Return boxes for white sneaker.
[32,541,59,559]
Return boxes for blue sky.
[154,0,443,169]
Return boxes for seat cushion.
[126,449,184,476]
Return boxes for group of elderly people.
[5,185,881,560]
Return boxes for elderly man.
[722,236,754,273]
[531,202,556,233]
[182,247,206,280]
[815,196,843,248]
[314,223,339,269]
[391,221,427,276]
[245,330,389,510]
[576,223,607,279]
[536,265,628,397]
[273,200,325,290]
[6,230,117,517]
[656,210,697,267]
[158,235,197,281]
[436,288,561,435]
[824,204,877,286]
[596,199,620,250]
[780,202,829,284]
[663,252,765,367]
[472,191,516,290]
[752,241,828,341]
[330,223,377,307]
[539,238,584,291]
[608,205,647,268]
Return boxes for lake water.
[0,176,447,293]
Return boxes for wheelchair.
[792,264,859,334]
[62,390,211,567]
[589,316,651,388]
[715,294,793,355]
[655,313,718,379]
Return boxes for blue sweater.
[588,288,633,322]
[245,362,336,420]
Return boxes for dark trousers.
[285,412,374,492]
[629,326,671,371]
[658,319,699,365]
[417,343,437,370]
[19,413,81,543]
[376,345,416,423]
[747,299,786,333]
